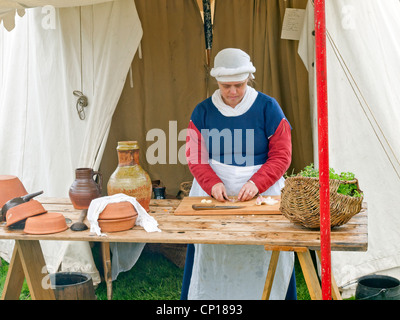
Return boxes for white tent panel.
[300,0,400,297]
[0,0,142,283]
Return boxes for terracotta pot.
[1,190,43,221]
[0,175,28,209]
[99,201,137,220]
[97,201,138,233]
[69,168,102,210]
[24,212,68,235]
[6,200,47,227]
[107,141,152,211]
[98,216,137,233]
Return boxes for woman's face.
[218,79,248,108]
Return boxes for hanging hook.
[73,90,88,120]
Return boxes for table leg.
[1,241,25,300]
[296,249,322,300]
[2,240,55,300]
[101,242,113,300]
[262,246,342,300]
[261,250,280,300]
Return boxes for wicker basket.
[280,176,363,229]
[176,181,193,199]
[146,243,187,268]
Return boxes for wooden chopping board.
[174,196,282,215]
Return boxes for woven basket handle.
[328,178,357,192]
[339,178,359,187]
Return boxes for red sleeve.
[249,119,292,194]
[185,120,222,195]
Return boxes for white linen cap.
[210,48,256,82]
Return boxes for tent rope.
[72,6,88,120]
[326,29,400,181]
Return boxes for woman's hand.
[238,181,259,201]
[211,182,229,202]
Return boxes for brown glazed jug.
[107,141,152,212]
[69,168,102,209]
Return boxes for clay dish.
[24,212,68,235]
[98,216,137,233]
[99,201,138,220]
[0,175,28,208]
[6,200,47,227]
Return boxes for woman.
[182,48,295,300]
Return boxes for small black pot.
[355,275,400,300]
[153,187,166,199]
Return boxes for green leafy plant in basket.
[295,164,363,198]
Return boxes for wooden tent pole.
[314,0,331,300]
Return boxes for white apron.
[187,160,294,300]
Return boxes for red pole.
[314,0,331,300]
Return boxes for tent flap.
[300,0,400,298]
[0,0,116,31]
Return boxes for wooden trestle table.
[0,197,367,300]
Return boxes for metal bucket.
[49,272,96,300]
[355,275,400,300]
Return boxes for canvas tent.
[0,0,143,284]
[0,0,400,299]
[299,0,400,297]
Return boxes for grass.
[0,256,31,299]
[94,246,184,300]
[294,257,311,300]
[0,245,311,300]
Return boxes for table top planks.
[0,197,368,252]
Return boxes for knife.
[192,204,245,210]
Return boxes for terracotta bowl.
[24,212,68,235]
[0,175,28,209]
[6,200,47,227]
[99,201,137,220]
[98,216,137,233]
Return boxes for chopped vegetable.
[255,195,279,205]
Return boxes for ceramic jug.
[107,141,152,211]
[69,168,102,209]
